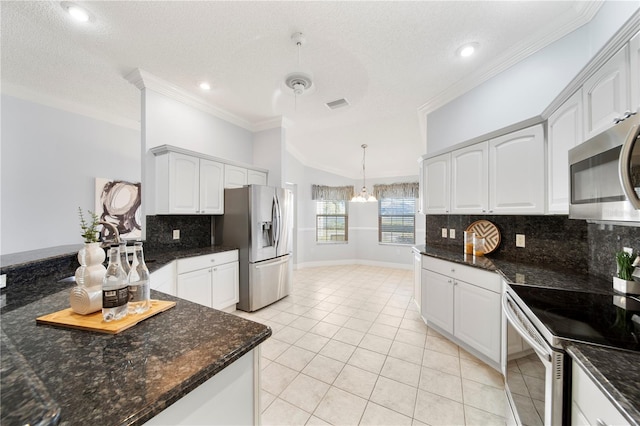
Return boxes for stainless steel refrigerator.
[221,185,293,312]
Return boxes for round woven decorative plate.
[465,220,501,254]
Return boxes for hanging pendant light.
[352,144,377,202]
[284,32,313,110]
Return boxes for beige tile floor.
[233,265,507,426]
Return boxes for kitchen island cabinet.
[0,246,269,426]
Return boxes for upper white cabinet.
[489,124,545,214]
[155,152,224,215]
[224,164,248,188]
[583,44,630,139]
[451,142,488,214]
[547,90,583,214]
[225,165,268,188]
[630,31,639,115]
[247,169,268,186]
[423,153,450,214]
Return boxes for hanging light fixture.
[284,32,313,109]
[352,144,377,202]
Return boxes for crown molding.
[1,82,141,130]
[417,2,602,118]
[125,68,255,131]
[253,116,287,132]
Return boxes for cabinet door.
[454,280,501,363]
[451,142,488,214]
[224,165,248,189]
[168,152,200,214]
[631,32,639,115]
[489,125,545,214]
[583,44,630,139]
[247,170,268,186]
[548,90,583,214]
[423,154,450,214]
[177,268,212,308]
[413,252,422,311]
[212,262,239,310]
[422,269,454,334]
[200,159,224,214]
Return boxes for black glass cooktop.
[511,285,640,353]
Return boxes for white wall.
[285,152,419,269]
[253,127,284,187]
[0,95,140,254]
[426,1,640,153]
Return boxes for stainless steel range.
[502,284,640,426]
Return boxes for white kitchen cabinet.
[571,359,630,426]
[176,250,239,311]
[224,164,248,188]
[247,169,268,185]
[547,90,583,214]
[630,32,639,115]
[155,152,224,214]
[583,44,630,139]
[489,124,545,214]
[423,153,451,214]
[150,262,176,296]
[451,142,488,214]
[421,256,502,366]
[413,249,422,311]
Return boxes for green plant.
[615,251,635,280]
[78,207,100,243]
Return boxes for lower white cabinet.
[413,250,422,311]
[176,250,239,311]
[150,262,176,296]
[571,359,629,426]
[421,256,502,366]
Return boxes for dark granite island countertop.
[1,284,271,425]
[414,244,640,424]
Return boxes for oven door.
[502,293,567,426]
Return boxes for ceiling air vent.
[325,98,350,110]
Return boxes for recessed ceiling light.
[61,2,92,23]
[457,43,479,58]
[199,82,211,91]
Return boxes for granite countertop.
[1,245,270,426]
[415,244,640,424]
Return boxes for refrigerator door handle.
[272,194,280,249]
[254,256,289,269]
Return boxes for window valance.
[311,185,355,201]
[373,182,419,199]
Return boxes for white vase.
[75,242,106,289]
[612,276,640,295]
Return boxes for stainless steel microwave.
[568,112,640,223]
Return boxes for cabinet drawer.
[422,256,501,293]
[177,250,239,274]
[572,360,629,426]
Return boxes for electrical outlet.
[516,234,526,248]
[449,229,456,239]
[173,229,180,240]
[441,228,448,238]
[0,274,5,289]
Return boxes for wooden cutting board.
[36,300,176,334]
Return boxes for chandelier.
[351,144,377,202]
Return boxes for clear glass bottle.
[119,241,130,276]
[102,244,129,322]
[127,241,151,314]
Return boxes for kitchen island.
[0,246,271,426]
[414,244,640,425]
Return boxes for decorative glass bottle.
[102,244,129,322]
[128,241,151,314]
[119,241,130,276]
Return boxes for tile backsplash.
[425,215,640,279]
[145,215,213,252]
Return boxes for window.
[379,197,416,244]
[316,200,348,242]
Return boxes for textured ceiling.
[1,1,599,178]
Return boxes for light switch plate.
[0,274,6,289]
[172,229,180,240]
[516,234,525,248]
[449,229,456,239]
[441,228,447,238]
